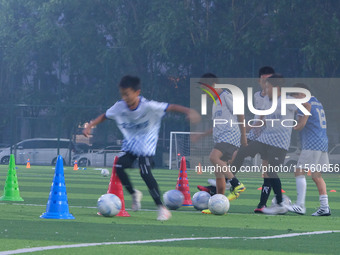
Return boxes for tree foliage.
[0,0,339,142]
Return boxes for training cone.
[26,159,31,169]
[0,154,24,201]
[73,160,78,171]
[176,157,193,206]
[104,156,130,217]
[40,155,75,219]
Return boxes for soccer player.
[231,74,301,215]
[83,75,200,221]
[287,83,331,216]
[192,73,247,214]
[197,67,275,210]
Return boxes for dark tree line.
[0,0,339,144]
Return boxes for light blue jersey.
[105,97,168,156]
[298,96,328,152]
[257,96,297,150]
[212,90,241,147]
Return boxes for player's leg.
[286,167,307,215]
[209,148,228,194]
[197,149,237,195]
[211,143,245,197]
[138,156,171,220]
[262,145,288,215]
[254,160,272,213]
[311,152,331,216]
[115,152,142,211]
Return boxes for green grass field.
[0,163,339,255]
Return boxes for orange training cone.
[73,160,78,171]
[105,156,130,217]
[26,159,31,169]
[176,157,193,206]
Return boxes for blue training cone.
[40,155,75,219]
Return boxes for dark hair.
[119,75,141,91]
[259,66,275,77]
[200,73,218,85]
[293,83,311,91]
[201,73,217,79]
[266,73,285,87]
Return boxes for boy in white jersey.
[231,74,301,215]
[192,73,247,215]
[83,75,200,221]
[197,67,275,208]
[287,83,331,216]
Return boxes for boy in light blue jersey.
[287,83,331,216]
[83,75,200,221]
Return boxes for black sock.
[230,177,240,188]
[270,178,283,204]
[258,178,271,208]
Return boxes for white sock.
[319,195,329,208]
[295,175,306,207]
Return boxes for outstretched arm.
[82,113,107,137]
[166,104,201,124]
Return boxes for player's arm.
[237,115,248,146]
[191,128,213,142]
[82,113,107,137]
[166,104,201,124]
[294,102,311,131]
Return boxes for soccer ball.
[192,191,211,210]
[208,194,230,215]
[101,168,110,177]
[271,194,291,207]
[97,194,122,217]
[163,190,184,210]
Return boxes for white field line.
[0,230,339,255]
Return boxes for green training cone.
[0,154,24,201]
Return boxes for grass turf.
[0,164,339,254]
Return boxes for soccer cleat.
[202,209,212,214]
[262,203,288,215]
[131,189,143,211]
[312,207,331,216]
[287,204,306,215]
[254,205,266,214]
[227,183,246,201]
[157,206,172,221]
[197,185,210,193]
[207,179,216,187]
[197,185,217,196]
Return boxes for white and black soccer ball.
[208,194,230,215]
[192,191,211,210]
[101,168,110,177]
[271,194,291,207]
[163,190,184,210]
[97,194,122,217]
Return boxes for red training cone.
[176,157,193,206]
[105,156,130,217]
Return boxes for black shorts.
[214,142,238,162]
[117,151,154,169]
[232,141,287,174]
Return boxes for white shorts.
[296,150,329,172]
